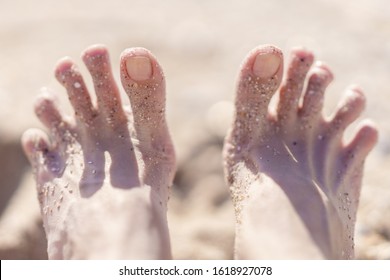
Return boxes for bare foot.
[21,45,176,259]
[223,45,378,259]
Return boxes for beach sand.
[0,0,389,259]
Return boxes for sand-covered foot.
[223,45,378,259]
[21,45,176,259]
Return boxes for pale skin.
[223,45,378,259]
[22,45,176,259]
[22,44,377,260]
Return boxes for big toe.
[228,45,283,150]
[120,48,173,153]
[120,48,176,187]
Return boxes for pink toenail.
[126,56,152,81]
[253,53,281,78]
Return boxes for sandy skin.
[223,45,378,259]
[22,45,176,259]
[21,43,378,260]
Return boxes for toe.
[22,129,64,181]
[328,86,366,133]
[299,62,333,123]
[231,45,283,146]
[343,120,378,165]
[82,45,127,127]
[120,48,171,150]
[236,45,283,116]
[120,48,176,185]
[21,128,51,165]
[277,48,314,123]
[55,57,96,125]
[34,88,70,133]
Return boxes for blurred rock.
[0,172,47,259]
[0,136,30,215]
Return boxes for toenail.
[253,53,281,78]
[126,56,153,81]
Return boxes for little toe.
[328,86,366,133]
[34,88,70,133]
[277,48,314,123]
[22,129,64,182]
[22,128,51,165]
[299,63,333,123]
[55,57,96,125]
[120,48,170,150]
[232,45,283,144]
[343,120,378,166]
[82,45,127,127]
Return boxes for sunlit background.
[0,0,389,259]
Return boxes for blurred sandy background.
[0,0,389,259]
